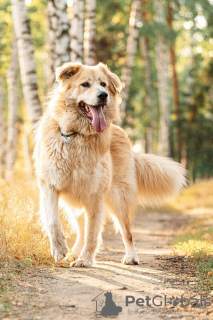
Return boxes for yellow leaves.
[112,14,123,25]
[174,239,213,257]
[208,271,213,277]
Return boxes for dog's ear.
[98,63,122,94]
[56,62,82,82]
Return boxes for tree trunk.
[22,125,32,178]
[11,0,42,127]
[84,0,96,65]
[140,0,153,153]
[70,0,84,63]
[167,2,182,162]
[185,28,195,177]
[5,33,19,182]
[154,0,170,157]
[119,0,141,125]
[47,0,71,88]
[0,77,6,179]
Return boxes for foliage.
[0,0,213,179]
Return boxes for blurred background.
[1,0,213,183]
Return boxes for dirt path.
[2,211,213,320]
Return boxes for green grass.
[188,254,213,293]
[172,227,213,293]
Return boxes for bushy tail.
[134,153,187,207]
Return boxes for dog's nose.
[97,91,108,101]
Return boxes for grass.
[0,179,76,268]
[173,231,213,293]
[0,179,53,266]
[166,179,213,214]
[169,180,213,293]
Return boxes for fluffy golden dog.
[34,62,186,267]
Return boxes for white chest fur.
[40,135,112,207]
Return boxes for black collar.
[59,127,78,138]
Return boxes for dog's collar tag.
[59,127,78,145]
[63,136,72,145]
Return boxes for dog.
[33,62,187,267]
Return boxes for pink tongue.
[88,105,106,132]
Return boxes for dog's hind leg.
[72,213,85,257]
[106,189,139,265]
[113,212,139,265]
[39,180,68,262]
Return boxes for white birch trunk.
[154,0,170,157]
[70,0,84,63]
[84,0,96,65]
[119,0,141,125]
[22,125,32,178]
[0,77,6,179]
[47,0,71,88]
[5,33,19,182]
[11,0,42,127]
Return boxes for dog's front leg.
[39,180,68,262]
[71,199,105,267]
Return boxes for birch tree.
[167,2,181,162]
[140,0,153,153]
[154,0,170,157]
[5,34,19,182]
[70,0,84,63]
[22,124,33,178]
[0,77,6,179]
[119,0,141,125]
[84,0,96,65]
[47,0,70,87]
[11,0,42,127]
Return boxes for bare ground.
[1,210,213,320]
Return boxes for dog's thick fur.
[34,62,187,267]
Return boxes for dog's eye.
[100,82,106,87]
[81,82,90,88]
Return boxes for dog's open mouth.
[79,101,107,132]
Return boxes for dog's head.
[54,63,122,134]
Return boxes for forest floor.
[1,208,213,320]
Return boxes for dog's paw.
[70,258,92,268]
[122,254,139,265]
[51,240,68,262]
